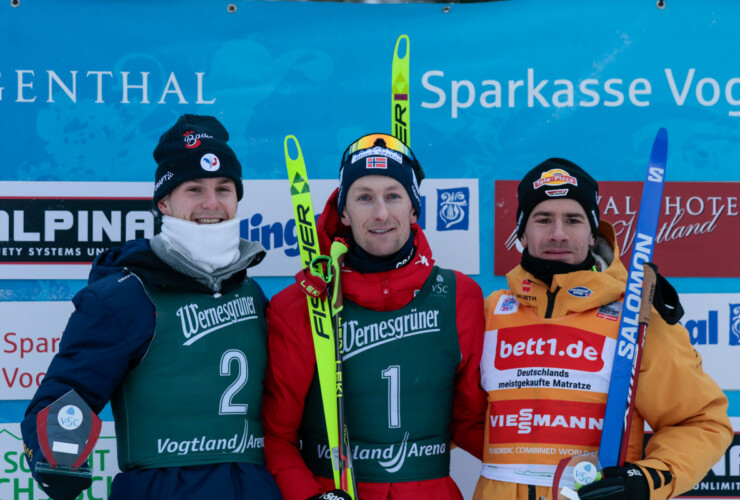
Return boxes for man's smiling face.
[340,175,417,257]
[157,177,238,224]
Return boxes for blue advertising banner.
[3,1,739,291]
[1,1,739,497]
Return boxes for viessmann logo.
[494,325,605,372]
[489,399,604,446]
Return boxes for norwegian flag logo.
[366,157,388,169]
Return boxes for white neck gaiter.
[159,215,241,272]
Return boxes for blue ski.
[598,128,668,468]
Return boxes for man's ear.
[589,233,595,247]
[157,196,171,216]
[410,208,418,225]
[340,207,351,226]
[520,234,528,248]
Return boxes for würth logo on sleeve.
[533,169,577,190]
[366,157,388,169]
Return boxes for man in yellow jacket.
[474,158,732,500]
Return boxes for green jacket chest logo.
[176,294,260,346]
[342,307,442,360]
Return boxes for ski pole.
[329,239,358,498]
[617,262,657,465]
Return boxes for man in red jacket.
[263,133,487,500]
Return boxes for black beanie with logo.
[515,158,599,239]
[152,114,243,207]
[337,133,425,217]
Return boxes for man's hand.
[649,263,684,325]
[35,463,92,500]
[578,463,673,500]
[578,463,658,500]
[307,489,354,500]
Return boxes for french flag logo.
[366,157,387,169]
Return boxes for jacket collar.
[506,221,628,317]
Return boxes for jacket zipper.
[529,286,560,499]
[545,287,561,318]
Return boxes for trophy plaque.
[35,389,102,484]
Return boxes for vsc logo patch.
[436,187,469,231]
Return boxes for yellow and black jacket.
[475,221,732,500]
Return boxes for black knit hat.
[337,133,425,216]
[153,114,243,207]
[516,158,599,239]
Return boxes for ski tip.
[656,127,667,143]
[394,35,409,60]
[649,127,668,167]
[284,135,302,162]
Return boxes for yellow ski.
[284,135,357,498]
[392,35,410,146]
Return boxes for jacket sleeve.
[631,310,733,499]
[20,273,155,480]
[263,288,325,499]
[449,272,488,460]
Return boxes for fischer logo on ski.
[392,35,410,146]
